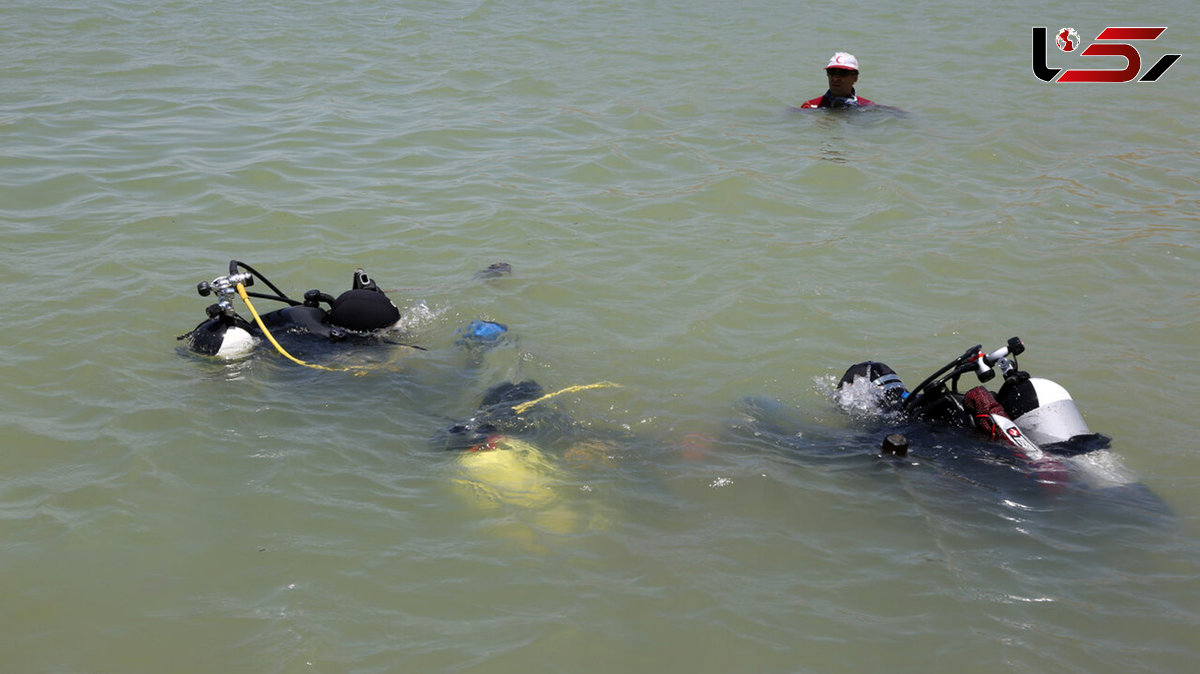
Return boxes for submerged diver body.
[437,376,632,539]
[733,393,1070,502]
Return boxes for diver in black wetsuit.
[181,260,513,360]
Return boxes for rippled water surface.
[3,1,1199,672]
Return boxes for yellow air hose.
[510,381,622,414]
[236,283,367,374]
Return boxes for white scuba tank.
[997,376,1093,446]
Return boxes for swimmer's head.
[440,380,546,451]
[837,361,907,408]
[443,417,500,450]
[824,53,860,98]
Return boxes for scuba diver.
[835,338,1109,457]
[439,380,565,510]
[735,338,1125,499]
[179,260,407,360]
[178,260,516,367]
[435,376,626,541]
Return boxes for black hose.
[229,260,301,306]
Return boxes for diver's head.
[479,380,543,407]
[443,417,500,450]
[837,361,908,408]
[326,288,400,332]
[440,380,546,451]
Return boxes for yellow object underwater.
[452,436,617,543]
[453,436,560,510]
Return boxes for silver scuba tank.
[996,376,1093,446]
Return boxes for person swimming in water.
[798,51,876,109]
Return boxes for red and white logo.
[1056,27,1081,52]
[1033,26,1181,83]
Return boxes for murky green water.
[3,1,1198,671]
